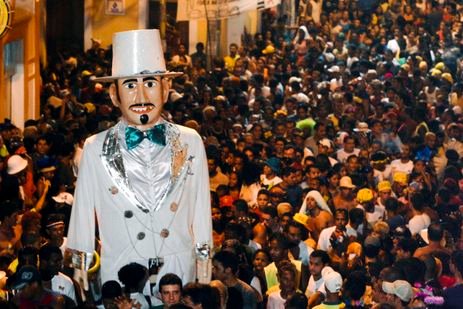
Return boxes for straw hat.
[339,176,355,189]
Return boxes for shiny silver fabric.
[101,119,188,212]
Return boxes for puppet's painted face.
[110,76,169,129]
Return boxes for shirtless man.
[300,190,333,241]
[332,176,357,210]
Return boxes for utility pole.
[160,0,167,50]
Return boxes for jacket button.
[160,229,169,238]
[170,202,178,212]
[124,210,133,218]
[137,232,146,240]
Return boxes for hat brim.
[40,167,56,173]
[93,71,183,83]
[340,184,356,189]
[11,281,27,290]
[353,128,371,133]
[7,161,28,175]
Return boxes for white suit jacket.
[66,121,212,286]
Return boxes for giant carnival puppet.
[66,29,212,303]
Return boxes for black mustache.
[130,103,155,108]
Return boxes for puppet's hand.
[74,269,89,291]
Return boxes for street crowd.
[1,0,463,308]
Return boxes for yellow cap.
[347,242,362,256]
[262,45,276,55]
[442,73,453,84]
[401,63,410,72]
[431,68,442,77]
[393,172,408,185]
[434,62,445,71]
[353,96,363,104]
[47,96,63,109]
[357,188,374,203]
[293,213,309,226]
[82,70,93,77]
[84,102,96,114]
[377,180,392,192]
[419,61,428,70]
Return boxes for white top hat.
[95,29,182,82]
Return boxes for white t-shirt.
[52,272,76,304]
[267,289,286,309]
[305,275,326,298]
[336,148,360,163]
[250,276,263,298]
[240,183,262,207]
[387,39,400,55]
[260,175,283,189]
[373,166,392,184]
[356,204,386,227]
[249,239,262,252]
[292,92,310,104]
[408,213,431,236]
[317,226,357,252]
[130,292,150,309]
[298,241,314,265]
[390,159,414,176]
[59,237,68,257]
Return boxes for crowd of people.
[1,0,463,308]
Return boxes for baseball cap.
[11,266,41,290]
[293,213,309,226]
[318,138,333,149]
[377,181,392,192]
[262,45,276,55]
[328,65,340,73]
[442,72,453,84]
[288,76,302,84]
[323,269,343,293]
[40,165,56,173]
[357,188,374,203]
[353,122,370,133]
[277,203,292,217]
[364,235,381,248]
[392,172,408,185]
[382,280,413,302]
[52,192,74,205]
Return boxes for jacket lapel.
[100,122,191,213]
[101,124,149,213]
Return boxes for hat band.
[46,221,64,228]
[139,70,166,75]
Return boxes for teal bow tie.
[125,124,166,150]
